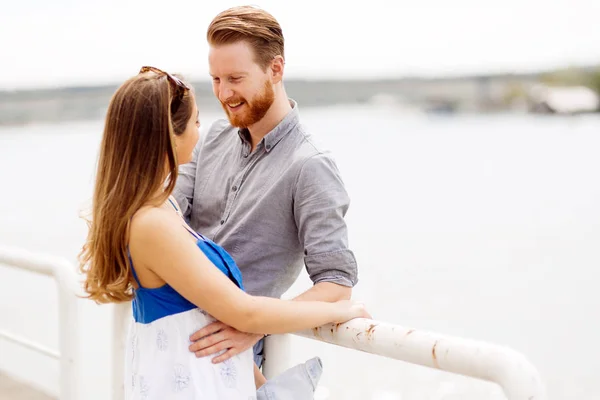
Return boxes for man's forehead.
[209,43,259,74]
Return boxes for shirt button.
[232,186,237,191]
[266,144,271,150]
[220,220,224,225]
[243,153,248,158]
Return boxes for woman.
[79,66,369,399]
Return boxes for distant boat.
[423,101,456,115]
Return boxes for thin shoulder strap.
[127,249,143,288]
[167,196,201,240]
[182,223,201,240]
[167,197,180,213]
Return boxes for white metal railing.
[112,302,130,400]
[1,245,548,400]
[0,245,80,400]
[263,321,547,400]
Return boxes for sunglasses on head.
[139,66,191,114]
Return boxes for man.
[173,5,358,368]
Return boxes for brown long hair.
[79,70,194,303]
[207,5,284,71]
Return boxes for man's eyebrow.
[210,72,249,77]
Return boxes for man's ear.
[271,55,285,84]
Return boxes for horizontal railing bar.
[292,318,546,400]
[0,329,60,359]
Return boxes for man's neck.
[247,89,291,150]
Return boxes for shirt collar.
[237,99,300,152]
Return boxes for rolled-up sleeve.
[293,153,358,287]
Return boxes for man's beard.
[221,80,275,129]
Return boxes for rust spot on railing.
[312,327,322,339]
[335,323,342,332]
[366,324,377,340]
[406,329,415,336]
[432,340,440,368]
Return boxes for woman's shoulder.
[130,204,180,246]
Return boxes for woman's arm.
[129,208,369,335]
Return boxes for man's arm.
[293,153,358,302]
[293,282,351,302]
[172,128,204,220]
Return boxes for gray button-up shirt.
[173,100,357,298]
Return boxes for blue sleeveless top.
[128,200,244,324]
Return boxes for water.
[1,106,599,399]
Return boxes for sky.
[0,0,599,90]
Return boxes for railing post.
[262,333,294,379]
[55,259,81,400]
[111,302,130,400]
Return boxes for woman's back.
[125,200,255,399]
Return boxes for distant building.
[528,84,600,114]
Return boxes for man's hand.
[189,321,263,363]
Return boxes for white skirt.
[124,308,256,399]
